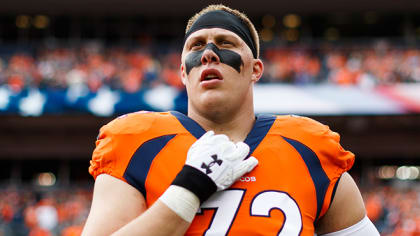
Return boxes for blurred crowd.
[363,184,420,236]
[0,42,184,94]
[0,40,419,95]
[0,186,90,236]
[263,41,420,87]
[0,182,419,235]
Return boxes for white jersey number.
[198,190,302,236]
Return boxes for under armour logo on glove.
[201,154,223,174]
[182,131,258,191]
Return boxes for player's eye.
[191,41,204,49]
[217,38,235,47]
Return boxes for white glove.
[185,130,258,191]
[159,131,258,222]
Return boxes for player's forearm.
[111,200,191,236]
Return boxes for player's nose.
[201,48,220,65]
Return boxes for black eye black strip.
[185,43,243,74]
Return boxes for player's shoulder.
[272,114,331,137]
[271,115,354,173]
[101,111,180,136]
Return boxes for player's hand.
[185,131,258,191]
[159,131,258,222]
[171,130,258,203]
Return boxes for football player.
[82,4,379,236]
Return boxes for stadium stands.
[0,186,89,236]
[1,40,419,116]
[1,182,419,235]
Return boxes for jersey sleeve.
[279,115,355,174]
[89,123,122,181]
[88,112,157,182]
[275,115,355,219]
[316,121,354,175]
[297,116,355,218]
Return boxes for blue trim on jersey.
[170,111,206,139]
[123,134,176,197]
[243,114,276,158]
[170,111,276,157]
[282,136,330,220]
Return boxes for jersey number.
[198,189,302,235]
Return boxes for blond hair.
[185,4,260,58]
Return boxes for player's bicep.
[82,174,147,236]
[315,172,366,235]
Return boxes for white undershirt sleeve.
[319,215,380,236]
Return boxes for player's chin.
[199,91,228,106]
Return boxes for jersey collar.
[170,111,276,157]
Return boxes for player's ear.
[180,64,187,85]
[251,59,264,83]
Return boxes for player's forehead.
[184,28,243,45]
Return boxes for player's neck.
[188,107,256,142]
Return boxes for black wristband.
[172,165,217,204]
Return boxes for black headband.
[185,10,258,58]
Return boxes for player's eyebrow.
[214,34,241,44]
[185,31,241,47]
[185,35,205,45]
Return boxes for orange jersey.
[89,111,354,236]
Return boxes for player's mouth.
[200,68,223,83]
